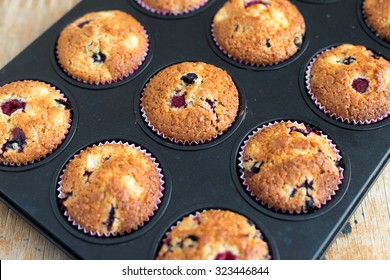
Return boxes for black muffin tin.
[1,0,389,260]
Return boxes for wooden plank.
[0,0,389,260]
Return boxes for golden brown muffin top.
[142,61,239,143]
[364,0,390,41]
[309,44,390,122]
[213,0,306,65]
[242,122,341,212]
[139,0,208,14]
[157,209,270,260]
[57,10,148,85]
[0,80,71,164]
[61,143,161,235]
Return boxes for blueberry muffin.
[136,0,208,15]
[309,44,390,123]
[241,122,341,213]
[157,209,270,260]
[0,80,71,165]
[142,62,239,143]
[60,143,162,235]
[364,0,390,41]
[212,0,306,65]
[57,10,148,85]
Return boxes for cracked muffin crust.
[364,0,390,41]
[309,44,390,122]
[0,80,71,165]
[241,122,341,213]
[57,10,148,85]
[60,143,161,235]
[212,0,306,65]
[141,61,239,143]
[136,0,208,15]
[157,209,270,260]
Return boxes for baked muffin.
[364,0,390,41]
[135,0,208,15]
[141,61,239,144]
[309,44,390,123]
[57,10,148,85]
[60,143,162,235]
[212,0,306,65]
[0,80,71,165]
[241,122,341,213]
[157,209,270,260]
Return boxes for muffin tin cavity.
[300,44,390,130]
[208,0,310,71]
[0,78,77,172]
[50,139,171,245]
[232,120,351,221]
[151,205,279,260]
[130,0,216,19]
[135,61,246,151]
[51,12,153,90]
[358,0,390,48]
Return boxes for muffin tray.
[0,0,389,260]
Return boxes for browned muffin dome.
[142,61,239,143]
[60,143,161,235]
[157,209,270,260]
[309,44,390,122]
[0,80,71,165]
[241,122,341,213]
[136,0,208,15]
[213,0,306,65]
[364,0,390,41]
[57,10,148,85]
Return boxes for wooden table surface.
[0,0,389,260]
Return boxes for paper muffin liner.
[140,77,235,145]
[211,23,300,67]
[57,140,165,237]
[157,209,272,260]
[305,47,390,125]
[238,120,344,214]
[0,81,72,167]
[56,25,149,86]
[135,0,209,16]
[361,0,390,44]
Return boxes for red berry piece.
[171,95,187,109]
[1,99,26,116]
[215,251,238,260]
[77,20,91,28]
[352,78,369,93]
